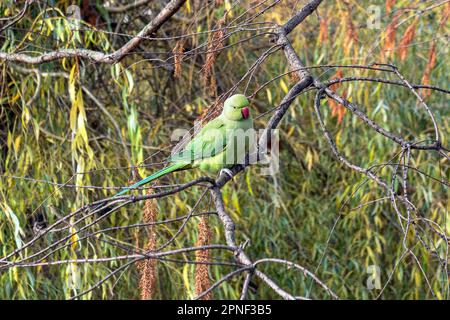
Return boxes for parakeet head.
[223,94,250,121]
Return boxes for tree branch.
[0,0,187,65]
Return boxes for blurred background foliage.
[0,0,449,299]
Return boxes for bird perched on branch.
[115,94,254,196]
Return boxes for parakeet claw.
[219,168,234,179]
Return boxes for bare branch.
[0,0,187,65]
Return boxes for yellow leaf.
[366,246,375,262]
[335,129,342,147]
[10,91,20,104]
[70,101,77,131]
[182,264,192,298]
[76,89,85,113]
[7,131,12,149]
[175,197,187,211]
[232,190,241,215]
[305,149,314,171]
[13,266,19,282]
[14,135,21,155]
[77,113,88,144]
[69,226,79,250]
[266,89,272,104]
[186,0,191,13]
[414,269,421,287]
[225,0,233,17]
[21,107,31,126]
[245,171,254,196]
[364,87,369,106]
[124,69,134,94]
[369,146,375,162]
[287,126,295,137]
[45,19,54,33]
[280,79,289,94]
[68,64,77,103]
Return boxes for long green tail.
[115,162,186,197]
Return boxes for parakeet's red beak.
[241,107,250,119]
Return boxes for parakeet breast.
[194,117,255,173]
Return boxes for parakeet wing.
[170,116,228,163]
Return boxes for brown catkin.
[343,3,358,57]
[202,19,225,88]
[398,21,417,61]
[194,216,212,299]
[327,69,346,125]
[173,40,185,79]
[386,0,396,13]
[421,43,437,98]
[383,12,399,59]
[209,74,217,96]
[439,3,450,28]
[138,187,158,300]
[318,17,328,44]
[420,3,449,97]
[346,17,358,43]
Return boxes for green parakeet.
[115,94,254,197]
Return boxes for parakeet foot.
[219,168,234,179]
